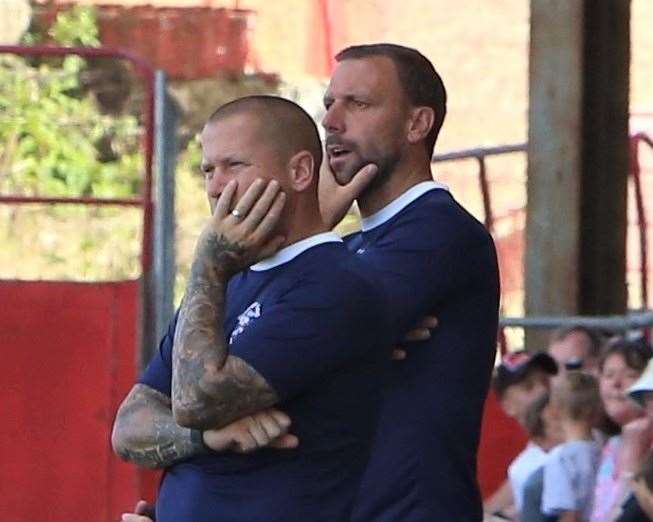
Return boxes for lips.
[326,144,352,158]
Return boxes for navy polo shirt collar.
[251,231,342,271]
[360,180,449,232]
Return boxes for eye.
[352,99,369,109]
[228,160,246,168]
[323,97,333,109]
[201,165,213,178]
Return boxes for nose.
[322,103,344,134]
[608,373,625,391]
[205,169,227,200]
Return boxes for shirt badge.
[229,301,261,344]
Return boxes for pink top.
[590,436,623,522]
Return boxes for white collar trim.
[360,181,449,232]
[250,231,342,271]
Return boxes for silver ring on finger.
[231,208,244,219]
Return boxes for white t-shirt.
[508,443,549,512]
[542,439,602,521]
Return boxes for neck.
[357,155,433,217]
[280,201,329,247]
[531,436,558,452]
[561,419,593,442]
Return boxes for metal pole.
[500,311,653,332]
[152,70,177,355]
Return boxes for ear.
[287,150,315,192]
[406,106,435,145]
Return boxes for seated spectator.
[548,326,606,377]
[591,338,653,522]
[509,392,563,516]
[541,371,603,521]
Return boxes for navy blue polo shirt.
[140,232,390,522]
[347,182,500,522]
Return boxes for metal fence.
[432,133,653,351]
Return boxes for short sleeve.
[229,275,388,401]
[138,311,178,396]
[542,449,577,515]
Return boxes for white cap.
[628,358,653,407]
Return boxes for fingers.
[267,409,292,430]
[418,315,439,329]
[214,179,237,218]
[134,501,155,518]
[121,514,153,522]
[247,409,290,446]
[403,328,432,342]
[257,192,286,236]
[234,430,259,453]
[242,180,282,228]
[217,179,286,251]
[401,315,439,343]
[392,348,407,360]
[269,433,299,449]
[201,428,236,452]
[232,409,293,453]
[345,164,378,193]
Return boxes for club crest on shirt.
[229,301,261,344]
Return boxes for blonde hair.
[551,371,602,423]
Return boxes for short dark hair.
[550,325,606,358]
[335,43,447,159]
[208,95,323,174]
[599,337,653,374]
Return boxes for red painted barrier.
[1,280,159,521]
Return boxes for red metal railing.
[0,45,155,275]
[433,144,526,355]
[432,134,653,351]
[630,132,653,308]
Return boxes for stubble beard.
[337,149,401,196]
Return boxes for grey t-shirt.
[542,439,602,521]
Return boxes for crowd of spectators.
[487,327,653,521]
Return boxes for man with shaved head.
[112,95,391,522]
[119,43,499,522]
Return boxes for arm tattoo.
[172,233,279,430]
[111,384,206,469]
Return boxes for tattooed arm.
[112,384,206,469]
[112,384,298,468]
[171,232,279,430]
[172,179,287,430]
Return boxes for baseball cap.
[493,350,558,398]
[628,358,653,407]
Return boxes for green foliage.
[0,5,144,281]
[0,5,142,199]
[48,5,100,47]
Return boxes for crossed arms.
[113,180,290,467]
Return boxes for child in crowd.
[485,350,558,519]
[509,392,563,516]
[541,371,603,521]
